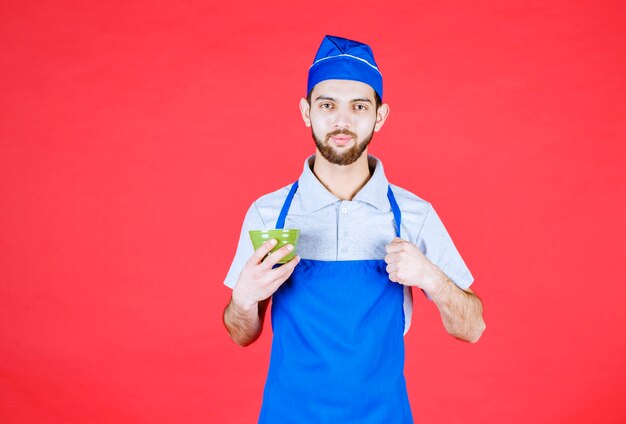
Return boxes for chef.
[222,35,486,423]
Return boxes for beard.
[312,127,376,166]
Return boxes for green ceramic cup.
[249,229,301,264]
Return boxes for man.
[223,35,485,423]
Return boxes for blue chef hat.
[307,35,383,101]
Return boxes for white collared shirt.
[224,155,473,334]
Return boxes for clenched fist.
[384,237,445,296]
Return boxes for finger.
[389,270,406,285]
[385,237,408,254]
[261,244,295,270]
[266,257,300,294]
[384,252,401,265]
[271,254,300,277]
[250,239,278,264]
[268,255,301,287]
[385,263,396,274]
[388,271,398,283]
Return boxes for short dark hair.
[306,89,382,110]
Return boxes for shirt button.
[341,247,348,253]
[341,207,348,213]
[343,231,348,236]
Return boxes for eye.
[354,104,367,111]
[320,103,333,109]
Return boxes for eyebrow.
[314,95,373,104]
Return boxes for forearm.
[223,297,263,347]
[429,275,486,343]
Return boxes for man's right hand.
[232,239,300,311]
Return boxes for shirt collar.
[298,154,390,212]
[353,155,391,211]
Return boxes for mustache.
[326,129,358,139]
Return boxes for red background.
[2,1,625,422]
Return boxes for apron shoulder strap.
[275,181,299,229]
[387,186,402,238]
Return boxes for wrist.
[424,269,451,303]
[230,291,258,315]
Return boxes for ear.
[299,98,311,127]
[374,103,390,132]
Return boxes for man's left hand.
[384,237,444,295]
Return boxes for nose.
[333,107,351,129]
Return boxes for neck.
[312,150,372,201]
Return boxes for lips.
[330,135,353,146]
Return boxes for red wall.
[2,1,625,422]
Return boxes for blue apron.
[259,181,413,424]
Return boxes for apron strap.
[275,181,299,229]
[387,186,402,238]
